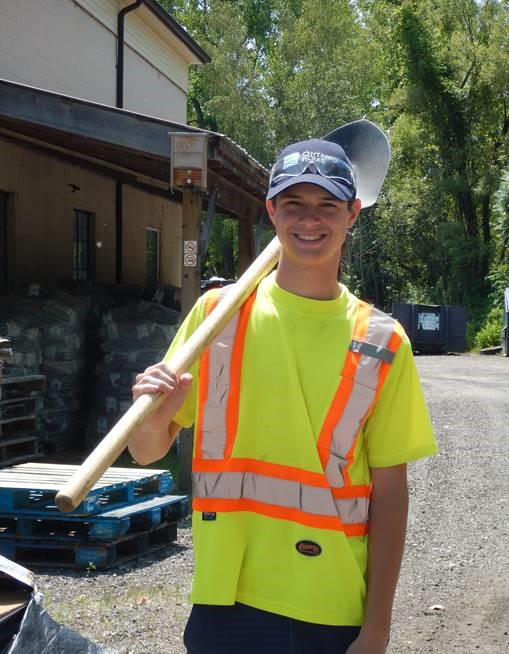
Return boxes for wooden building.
[0,0,269,314]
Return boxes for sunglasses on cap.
[269,151,357,190]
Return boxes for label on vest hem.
[295,540,322,556]
[202,512,217,521]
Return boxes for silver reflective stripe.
[334,497,369,524]
[193,471,366,522]
[200,288,238,459]
[354,308,396,389]
[349,339,395,364]
[327,305,397,487]
[325,383,375,487]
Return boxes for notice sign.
[418,312,440,331]
[184,240,197,267]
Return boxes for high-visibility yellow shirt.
[164,272,438,625]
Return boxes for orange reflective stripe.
[195,290,222,460]
[195,348,210,460]
[193,497,342,531]
[344,523,368,537]
[376,325,404,391]
[341,322,405,486]
[331,484,371,499]
[193,498,368,536]
[224,291,257,458]
[193,456,329,488]
[343,323,404,485]
[316,301,371,467]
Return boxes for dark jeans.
[184,603,361,654]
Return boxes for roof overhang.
[0,79,268,218]
[140,0,210,64]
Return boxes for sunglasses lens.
[270,153,355,188]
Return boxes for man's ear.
[266,198,276,225]
[348,198,362,229]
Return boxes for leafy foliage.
[473,307,504,350]
[160,0,509,346]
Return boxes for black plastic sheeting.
[2,595,117,654]
[0,547,116,653]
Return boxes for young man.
[129,131,438,654]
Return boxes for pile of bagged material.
[38,290,92,452]
[0,298,41,378]
[0,338,12,374]
[0,289,92,452]
[86,301,180,448]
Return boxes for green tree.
[356,0,509,314]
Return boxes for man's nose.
[298,207,321,222]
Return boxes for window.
[0,192,8,294]
[73,210,95,281]
[146,227,160,286]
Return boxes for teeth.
[296,234,322,241]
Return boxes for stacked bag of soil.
[0,298,42,378]
[0,288,93,453]
[0,337,13,375]
[86,301,180,448]
[37,290,92,452]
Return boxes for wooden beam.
[237,206,256,274]
[208,169,265,219]
[200,186,218,258]
[180,191,202,318]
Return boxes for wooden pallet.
[0,397,40,422]
[0,494,188,542]
[0,375,46,466]
[0,522,178,569]
[0,437,41,469]
[0,463,173,514]
[0,375,46,400]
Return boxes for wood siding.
[0,0,189,122]
[0,138,182,289]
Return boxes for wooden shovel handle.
[55,237,281,512]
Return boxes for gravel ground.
[33,354,508,653]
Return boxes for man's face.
[266,183,360,269]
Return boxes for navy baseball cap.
[267,120,391,208]
[267,139,357,202]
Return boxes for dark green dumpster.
[391,303,468,354]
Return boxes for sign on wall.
[183,240,197,267]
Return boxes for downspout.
[116,0,142,109]
[115,0,142,283]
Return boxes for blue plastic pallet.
[0,522,178,569]
[0,463,173,514]
[0,493,188,542]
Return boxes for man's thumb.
[178,372,193,388]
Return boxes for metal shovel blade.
[323,119,390,208]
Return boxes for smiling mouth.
[293,233,326,242]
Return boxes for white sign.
[184,240,197,254]
[184,253,197,267]
[418,312,440,331]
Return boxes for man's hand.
[132,362,192,432]
[128,362,192,465]
[345,632,388,654]
[347,464,407,654]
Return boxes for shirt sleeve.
[365,334,438,467]
[162,294,208,429]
